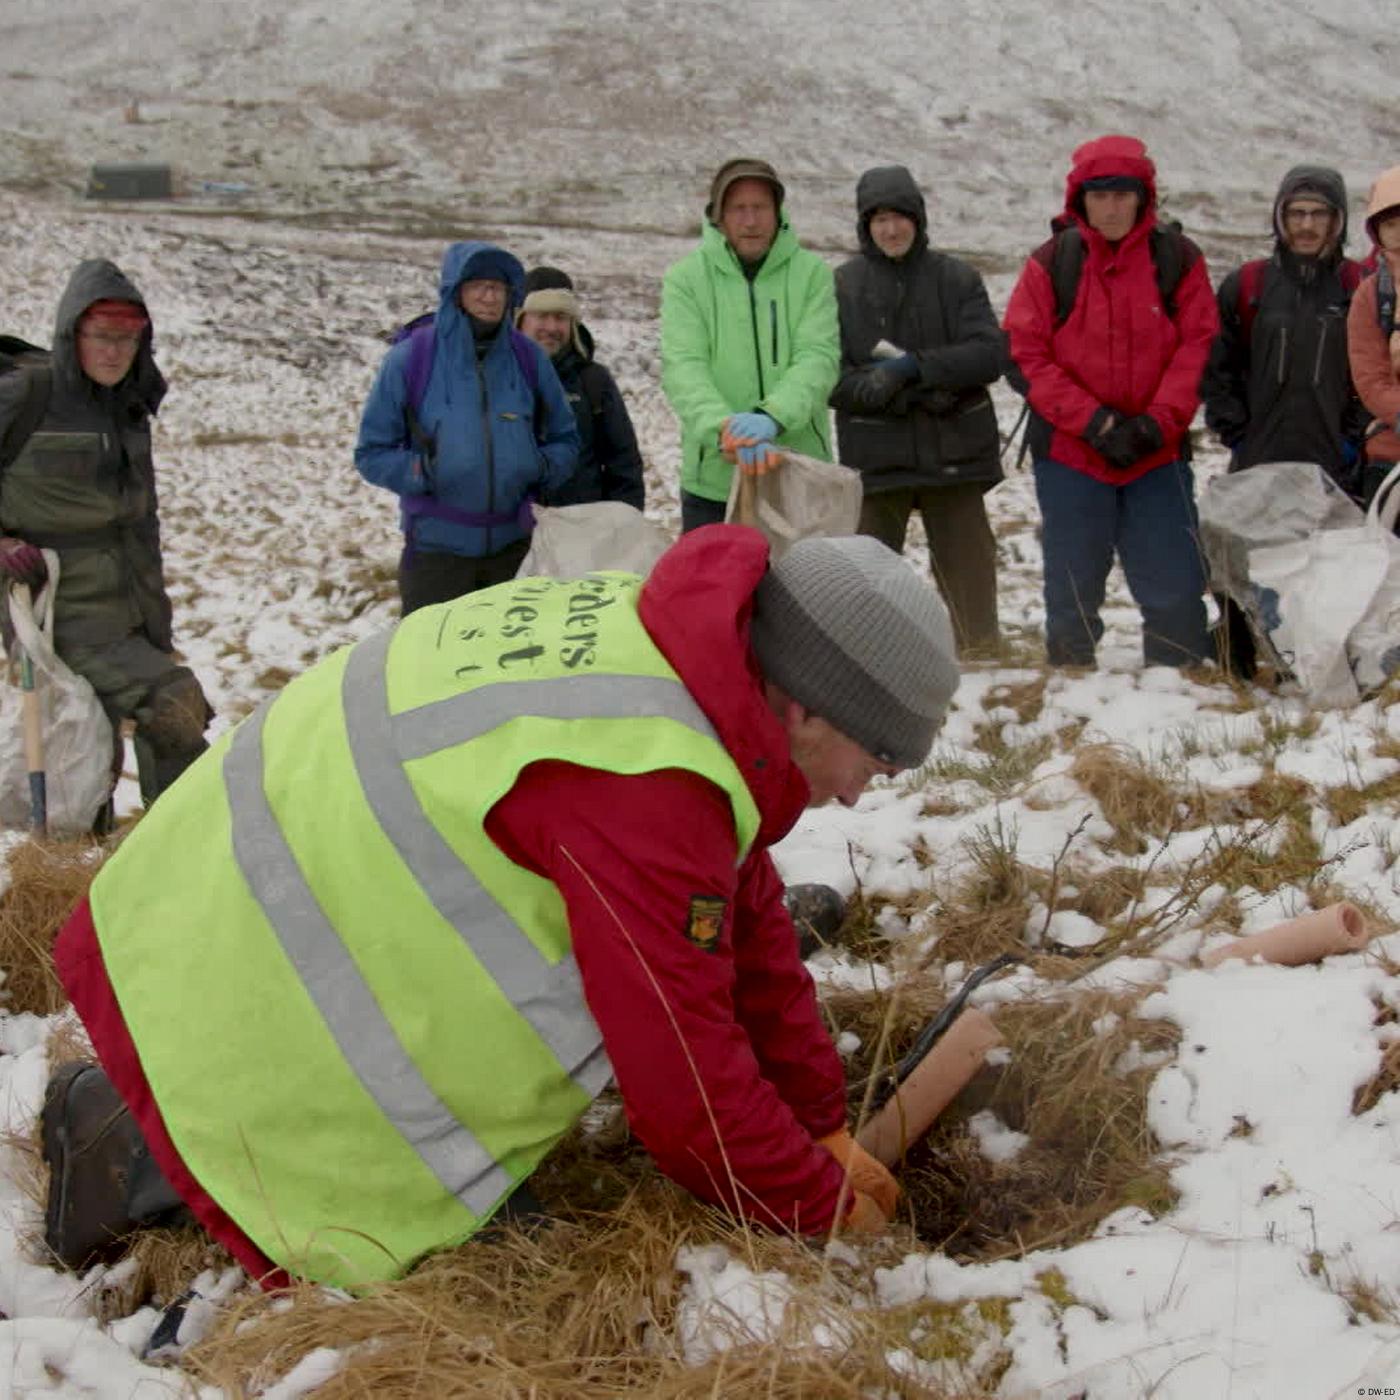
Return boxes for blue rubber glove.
[725,411,778,444]
[735,439,781,471]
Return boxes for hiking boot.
[41,1062,148,1270]
[784,883,846,958]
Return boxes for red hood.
[638,525,810,848]
[1064,133,1158,224]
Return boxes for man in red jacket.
[44,527,960,1282]
[1004,134,1219,669]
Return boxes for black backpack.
[1039,222,1197,326]
[0,336,53,472]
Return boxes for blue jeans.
[1033,457,1210,668]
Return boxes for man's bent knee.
[138,668,212,751]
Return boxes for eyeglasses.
[1283,207,1334,226]
[80,329,143,350]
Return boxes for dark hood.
[855,165,929,259]
[1272,163,1349,252]
[52,258,166,414]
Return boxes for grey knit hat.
[749,536,959,768]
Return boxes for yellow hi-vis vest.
[89,571,761,1288]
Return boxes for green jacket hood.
[700,216,802,276]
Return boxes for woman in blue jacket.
[356,241,579,613]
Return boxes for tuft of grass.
[0,837,104,1015]
[921,730,1054,798]
[982,677,1048,726]
[1322,770,1400,828]
[1069,743,1202,853]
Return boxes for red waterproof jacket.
[56,526,850,1285]
[1003,134,1219,485]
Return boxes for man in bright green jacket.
[661,158,840,531]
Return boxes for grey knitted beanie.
[749,536,959,768]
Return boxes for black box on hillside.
[85,163,174,201]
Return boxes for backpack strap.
[1039,224,1193,328]
[1047,227,1085,328]
[1147,224,1192,319]
[507,327,540,394]
[1234,259,1268,344]
[1377,260,1397,339]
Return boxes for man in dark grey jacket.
[831,166,1004,654]
[1200,164,1370,677]
[516,266,645,511]
[0,260,210,812]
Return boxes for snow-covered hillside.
[2,2,1400,1397]
[2,0,1398,259]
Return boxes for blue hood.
[437,242,526,319]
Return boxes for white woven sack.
[518,501,673,579]
[1248,463,1400,707]
[724,451,862,560]
[1346,462,1400,694]
[0,552,114,835]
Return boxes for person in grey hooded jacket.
[1200,164,1370,677]
[0,259,210,814]
[830,165,1003,653]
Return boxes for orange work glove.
[840,1189,891,1234]
[818,1127,899,1219]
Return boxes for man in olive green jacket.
[0,260,211,813]
[661,158,840,531]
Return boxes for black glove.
[1094,414,1163,471]
[846,355,919,413]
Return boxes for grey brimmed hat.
[706,157,786,221]
[749,536,959,768]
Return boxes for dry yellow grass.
[186,1195,995,1398]
[0,836,103,1015]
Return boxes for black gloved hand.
[1095,414,1163,471]
[847,355,919,414]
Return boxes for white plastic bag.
[518,501,673,579]
[1344,464,1400,694]
[1247,463,1400,706]
[1199,460,1364,604]
[0,552,114,835]
[724,451,863,559]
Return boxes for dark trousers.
[680,490,728,534]
[859,483,1001,653]
[398,540,530,617]
[1033,457,1211,668]
[63,635,211,807]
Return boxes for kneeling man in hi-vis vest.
[42,525,959,1290]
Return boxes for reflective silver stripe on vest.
[225,705,512,1217]
[343,628,721,1090]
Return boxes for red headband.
[81,299,149,331]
